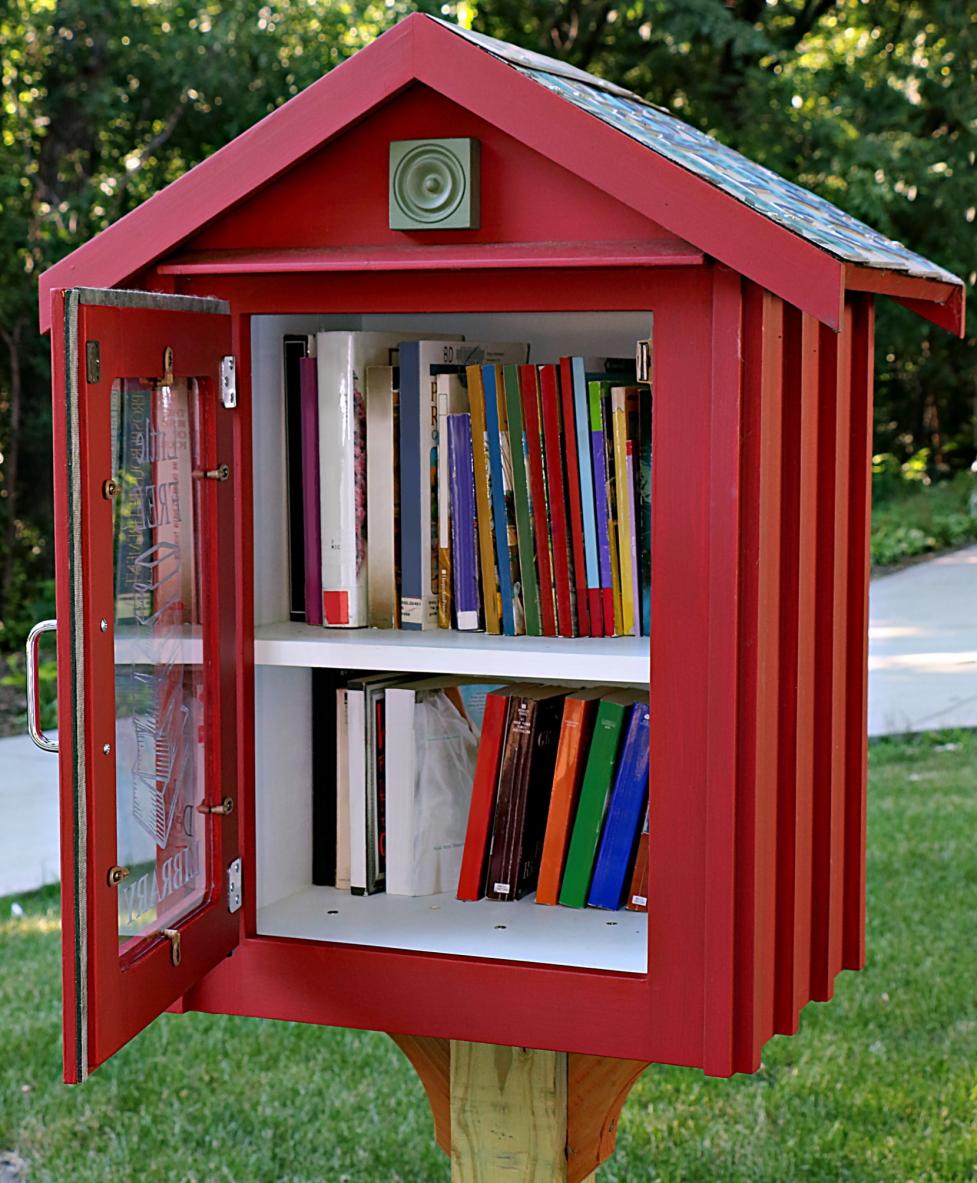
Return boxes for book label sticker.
[493,882,510,894]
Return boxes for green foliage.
[871,468,977,566]
[1,731,975,1179]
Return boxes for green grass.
[2,732,976,1181]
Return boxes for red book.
[559,357,591,637]
[539,364,576,637]
[518,365,557,637]
[456,690,510,900]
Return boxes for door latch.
[636,338,653,383]
[162,928,182,967]
[197,796,234,816]
[220,355,237,409]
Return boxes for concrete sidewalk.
[1,544,974,897]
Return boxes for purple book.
[447,413,481,631]
[587,381,614,635]
[299,356,322,626]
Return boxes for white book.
[385,677,484,896]
[334,688,351,891]
[365,365,398,629]
[317,332,425,628]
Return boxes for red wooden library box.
[34,15,965,1084]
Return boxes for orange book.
[625,818,649,913]
[534,688,605,905]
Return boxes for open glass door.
[51,289,238,1081]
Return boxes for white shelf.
[254,622,649,684]
[257,885,648,973]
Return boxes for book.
[626,439,641,639]
[385,677,488,896]
[482,363,524,636]
[467,362,501,635]
[638,384,653,637]
[600,384,624,636]
[535,687,606,906]
[559,357,591,637]
[365,365,399,629]
[569,357,603,637]
[299,354,322,626]
[485,685,567,901]
[335,687,351,890]
[611,387,636,637]
[558,689,644,907]
[625,810,649,912]
[456,687,513,900]
[447,413,481,631]
[539,364,576,636]
[317,332,409,628]
[311,669,336,885]
[501,363,540,637]
[518,364,557,637]
[436,371,469,629]
[587,698,651,909]
[346,672,404,894]
[587,380,615,636]
[283,335,309,622]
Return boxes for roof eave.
[844,264,966,337]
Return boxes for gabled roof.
[39,13,964,335]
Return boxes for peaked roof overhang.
[38,13,965,336]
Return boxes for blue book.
[587,700,651,910]
[447,413,481,631]
[570,357,601,612]
[482,363,519,635]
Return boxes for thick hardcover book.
[501,363,540,637]
[283,335,309,621]
[456,688,512,900]
[311,669,336,885]
[539,364,576,636]
[559,357,591,637]
[535,687,605,906]
[335,687,351,890]
[625,811,650,912]
[482,363,524,636]
[466,363,501,635]
[386,677,485,896]
[587,380,615,636]
[518,364,557,637]
[558,690,643,907]
[587,699,651,909]
[299,355,322,626]
[317,332,408,628]
[365,365,399,629]
[485,685,567,901]
[611,387,636,637]
[570,357,603,637]
[436,372,469,629]
[447,413,481,631]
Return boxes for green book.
[558,689,643,907]
[502,363,541,636]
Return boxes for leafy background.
[1,0,975,652]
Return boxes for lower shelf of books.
[257,885,648,974]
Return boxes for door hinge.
[107,864,129,887]
[226,857,243,914]
[636,338,653,384]
[86,341,100,384]
[162,928,182,967]
[197,796,234,816]
[220,355,237,409]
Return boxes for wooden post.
[390,1035,648,1182]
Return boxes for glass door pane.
[110,378,208,957]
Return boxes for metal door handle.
[26,619,58,753]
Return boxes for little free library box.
[34,15,964,1090]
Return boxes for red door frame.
[51,289,240,1081]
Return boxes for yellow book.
[611,387,635,636]
[466,363,502,634]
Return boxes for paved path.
[0,545,974,897]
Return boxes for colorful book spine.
[482,364,523,636]
[447,413,480,631]
[365,365,398,629]
[625,810,649,912]
[587,380,615,636]
[467,363,502,635]
[518,364,557,637]
[457,690,510,900]
[436,372,468,629]
[611,387,636,637]
[558,693,635,907]
[535,690,602,906]
[601,384,624,636]
[283,335,309,622]
[299,356,322,626]
[638,385,653,637]
[559,357,591,637]
[587,700,651,910]
[502,363,541,637]
[398,339,441,631]
[626,440,641,638]
[539,364,576,636]
[571,357,603,637]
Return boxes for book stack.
[283,333,653,637]
[456,685,650,911]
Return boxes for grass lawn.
[1,731,975,1182]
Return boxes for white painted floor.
[1,544,974,897]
